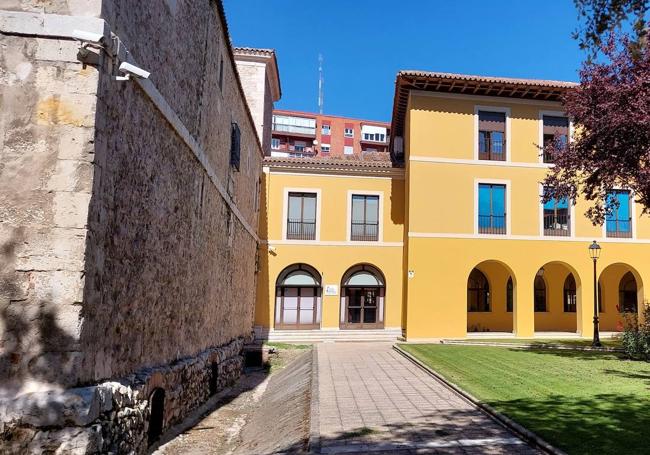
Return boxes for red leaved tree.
[542,38,650,224]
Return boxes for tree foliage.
[543,1,649,224]
[574,0,648,56]
[542,38,650,224]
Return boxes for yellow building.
[255,71,648,341]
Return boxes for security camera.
[118,62,150,80]
[72,30,104,45]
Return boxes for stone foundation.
[0,337,246,454]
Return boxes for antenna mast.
[318,53,324,114]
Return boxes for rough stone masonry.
[0,1,280,452]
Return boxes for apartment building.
[270,109,390,158]
[255,71,649,342]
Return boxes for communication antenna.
[318,53,324,114]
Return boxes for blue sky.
[224,1,585,122]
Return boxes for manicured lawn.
[400,344,650,455]
[454,338,622,348]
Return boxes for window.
[351,195,379,241]
[321,124,331,135]
[272,115,316,135]
[468,269,490,312]
[362,133,386,142]
[293,141,306,152]
[543,188,570,236]
[321,144,330,153]
[478,183,506,234]
[534,274,547,312]
[619,271,638,313]
[563,274,577,312]
[506,277,513,312]
[286,192,316,240]
[344,146,354,155]
[218,56,224,90]
[271,138,280,150]
[230,122,240,171]
[606,190,632,238]
[344,127,354,137]
[478,111,506,161]
[542,115,569,163]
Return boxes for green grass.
[400,344,650,455]
[451,338,622,348]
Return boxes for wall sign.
[324,284,338,296]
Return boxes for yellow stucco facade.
[255,73,649,340]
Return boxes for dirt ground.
[154,346,312,455]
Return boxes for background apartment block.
[0,1,279,452]
[270,109,390,158]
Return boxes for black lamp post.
[588,240,602,347]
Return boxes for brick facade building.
[270,109,390,158]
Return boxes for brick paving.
[315,343,540,454]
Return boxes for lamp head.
[589,240,601,260]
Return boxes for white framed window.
[321,144,330,153]
[271,138,280,149]
[474,178,511,236]
[344,128,354,137]
[344,146,354,155]
[362,133,386,142]
[474,105,511,162]
[293,140,307,152]
[282,187,322,241]
[346,190,383,242]
[538,110,570,164]
[321,124,331,135]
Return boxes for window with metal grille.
[287,192,316,240]
[543,187,570,236]
[534,274,547,312]
[351,195,379,241]
[230,122,240,171]
[478,111,506,161]
[606,190,632,238]
[468,268,490,312]
[542,115,569,163]
[478,183,506,234]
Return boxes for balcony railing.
[272,123,316,136]
[544,213,570,236]
[606,219,632,238]
[478,215,506,234]
[286,220,316,240]
[351,222,379,241]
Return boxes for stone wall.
[1,0,267,451]
[0,30,99,393]
[1,337,246,454]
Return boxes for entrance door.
[342,286,383,329]
[277,286,319,329]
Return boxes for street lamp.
[588,240,602,347]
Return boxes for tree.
[542,1,649,224]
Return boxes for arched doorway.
[466,261,515,333]
[275,264,321,330]
[340,264,385,329]
[599,263,643,331]
[534,263,580,333]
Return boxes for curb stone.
[307,346,320,454]
[393,344,568,455]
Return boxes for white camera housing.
[118,62,150,80]
[72,29,104,45]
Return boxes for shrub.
[621,303,650,360]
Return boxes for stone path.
[315,342,540,454]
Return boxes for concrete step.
[255,327,403,343]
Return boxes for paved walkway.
[316,343,539,454]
